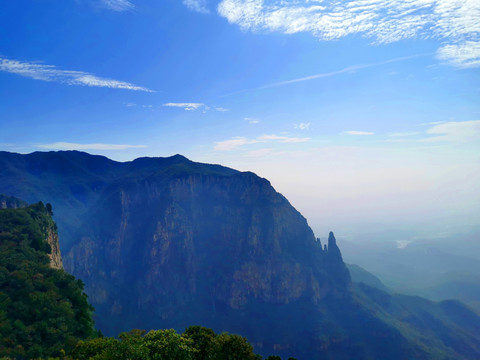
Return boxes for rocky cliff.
[0,194,63,269]
[63,167,351,354]
[46,223,63,269]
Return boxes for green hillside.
[0,202,97,358]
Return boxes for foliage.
[71,327,271,360]
[0,202,96,358]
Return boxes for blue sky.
[1,0,479,240]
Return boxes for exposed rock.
[46,224,63,269]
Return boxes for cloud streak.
[421,120,480,142]
[36,142,147,150]
[295,122,311,130]
[214,133,310,151]
[0,57,152,92]
[183,0,210,14]
[262,53,431,89]
[163,102,229,112]
[100,0,134,12]
[163,102,205,111]
[222,53,430,96]
[217,0,480,68]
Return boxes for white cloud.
[163,102,205,111]
[421,120,480,142]
[215,107,229,112]
[258,134,310,142]
[295,122,311,130]
[0,57,152,92]
[215,133,310,150]
[436,41,480,68]
[183,0,210,13]
[344,130,374,135]
[163,103,230,112]
[36,142,147,150]
[217,0,480,68]
[245,117,260,124]
[100,0,134,12]
[214,137,258,150]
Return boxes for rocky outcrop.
[326,232,351,288]
[46,224,63,270]
[0,194,63,269]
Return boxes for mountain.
[1,151,480,359]
[347,263,390,293]
[339,232,480,313]
[0,201,96,358]
[0,194,27,209]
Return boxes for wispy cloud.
[245,117,259,124]
[163,102,228,112]
[261,54,430,89]
[436,41,480,68]
[215,107,229,112]
[183,0,210,14]
[222,54,430,96]
[0,57,152,92]
[214,137,258,151]
[214,133,310,151]
[36,142,147,150]
[217,0,480,68]
[258,134,310,143]
[100,0,134,12]
[295,122,311,130]
[421,120,480,142]
[163,102,205,111]
[344,130,374,136]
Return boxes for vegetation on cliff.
[0,202,96,358]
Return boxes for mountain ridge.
[1,151,480,359]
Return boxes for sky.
[1,0,479,241]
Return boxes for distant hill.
[0,194,27,209]
[339,233,480,313]
[347,263,390,293]
[1,151,480,359]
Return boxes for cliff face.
[46,224,63,269]
[63,170,351,348]
[0,194,63,269]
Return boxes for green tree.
[211,333,258,360]
[144,329,195,360]
[183,325,216,360]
